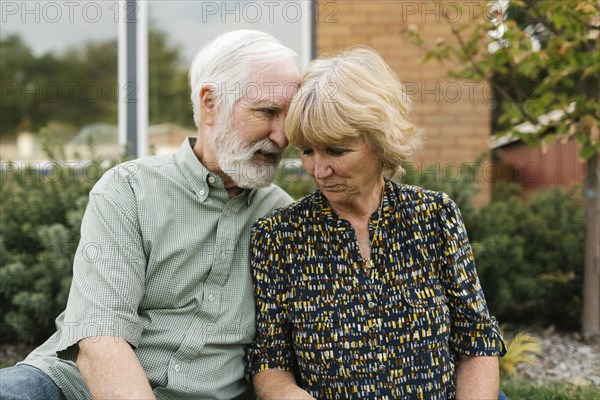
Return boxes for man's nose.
[270,116,289,149]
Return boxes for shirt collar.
[311,179,394,227]
[175,137,256,204]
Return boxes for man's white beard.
[210,114,283,189]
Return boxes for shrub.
[275,173,316,201]
[499,330,542,377]
[401,162,585,329]
[0,148,586,344]
[0,169,92,343]
[400,159,480,233]
[473,185,585,329]
[0,134,112,343]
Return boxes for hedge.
[0,154,585,343]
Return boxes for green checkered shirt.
[22,138,293,399]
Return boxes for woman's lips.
[319,183,343,191]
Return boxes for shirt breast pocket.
[291,298,343,381]
[401,282,451,350]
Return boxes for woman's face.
[300,136,384,206]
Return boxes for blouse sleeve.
[438,194,507,357]
[245,219,297,381]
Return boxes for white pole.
[118,0,127,151]
[301,0,312,70]
[136,0,148,158]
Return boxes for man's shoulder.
[90,154,175,195]
[252,183,294,209]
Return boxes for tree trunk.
[582,152,600,341]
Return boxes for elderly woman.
[246,47,506,400]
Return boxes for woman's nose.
[313,157,334,179]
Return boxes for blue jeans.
[499,389,510,400]
[0,364,66,400]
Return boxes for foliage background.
[0,27,193,137]
[0,149,585,343]
[0,10,592,394]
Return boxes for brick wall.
[315,0,493,204]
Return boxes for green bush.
[274,171,316,200]
[0,150,586,344]
[401,162,585,330]
[474,184,585,329]
[0,135,112,343]
[0,166,94,343]
[400,160,480,234]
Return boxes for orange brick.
[316,0,492,203]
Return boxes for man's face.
[211,60,301,189]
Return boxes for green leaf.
[579,144,598,160]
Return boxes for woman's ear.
[200,85,217,127]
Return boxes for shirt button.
[344,342,350,349]
[199,189,206,196]
[174,364,181,372]
[208,176,216,184]
[224,210,231,217]
[368,301,376,309]
[220,252,227,260]
[208,293,215,302]
[378,364,386,372]
[375,345,383,352]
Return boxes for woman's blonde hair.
[285,46,422,175]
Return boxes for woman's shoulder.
[388,180,449,207]
[253,191,321,231]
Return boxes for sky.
[1,0,310,65]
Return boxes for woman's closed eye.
[326,147,349,156]
[301,147,350,156]
[301,147,314,155]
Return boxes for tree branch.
[529,2,563,38]
[448,24,539,125]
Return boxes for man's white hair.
[189,30,299,128]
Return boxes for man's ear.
[200,85,217,127]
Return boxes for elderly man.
[0,30,301,400]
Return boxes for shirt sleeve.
[55,165,147,361]
[438,194,507,357]
[245,219,297,381]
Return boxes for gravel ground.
[505,326,600,388]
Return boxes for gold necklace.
[362,185,385,270]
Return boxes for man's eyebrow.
[249,103,282,111]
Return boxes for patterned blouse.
[246,180,506,399]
